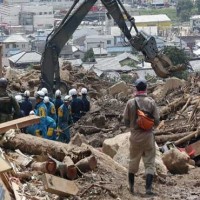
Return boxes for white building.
[190,15,200,32]
[84,35,114,51]
[2,34,31,57]
[0,4,54,32]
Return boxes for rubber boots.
[128,173,134,194]
[146,174,155,195]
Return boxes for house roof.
[134,14,171,23]
[3,34,29,43]
[9,51,41,64]
[67,59,83,67]
[86,35,114,39]
[190,15,200,20]
[107,46,132,53]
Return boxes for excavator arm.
[40,0,186,95]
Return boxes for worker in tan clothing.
[123,78,160,195]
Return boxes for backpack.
[135,99,154,130]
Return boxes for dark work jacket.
[81,95,90,113]
[21,98,33,116]
[71,96,83,122]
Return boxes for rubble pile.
[0,63,199,199]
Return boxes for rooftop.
[3,34,29,43]
[134,14,171,23]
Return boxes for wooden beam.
[0,155,12,174]
[42,173,79,197]
[0,45,2,78]
[0,115,40,134]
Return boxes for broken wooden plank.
[42,173,79,197]
[0,115,40,134]
[0,178,12,200]
[0,155,12,174]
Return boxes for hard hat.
[70,88,77,96]
[41,87,48,95]
[15,94,23,103]
[0,78,8,88]
[55,89,61,97]
[29,110,35,115]
[24,90,30,97]
[44,96,50,103]
[64,95,72,102]
[134,78,147,91]
[35,90,45,99]
[81,88,87,94]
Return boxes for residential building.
[2,34,31,57]
[85,35,114,51]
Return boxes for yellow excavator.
[40,0,187,95]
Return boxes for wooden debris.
[75,155,97,173]
[0,154,12,174]
[63,156,77,180]
[0,115,40,134]
[185,140,200,158]
[42,173,79,197]
[174,129,200,146]
[31,160,57,174]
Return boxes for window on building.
[22,44,25,48]
[107,40,111,45]
[12,44,17,48]
[44,12,47,14]
[39,12,42,15]
[5,44,9,49]
[49,12,52,14]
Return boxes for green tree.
[163,46,189,79]
[196,0,200,14]
[176,0,193,21]
[82,48,95,62]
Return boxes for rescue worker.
[26,110,40,136]
[15,95,25,117]
[0,78,21,122]
[34,90,47,138]
[21,90,33,116]
[54,89,63,115]
[70,88,83,123]
[41,87,53,102]
[80,88,90,116]
[57,95,72,143]
[44,96,57,122]
[123,78,160,195]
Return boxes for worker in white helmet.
[70,88,84,123]
[54,89,63,116]
[44,96,57,122]
[21,90,33,116]
[81,87,90,116]
[34,90,47,137]
[57,95,73,143]
[15,94,25,117]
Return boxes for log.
[0,133,68,161]
[155,132,191,144]
[63,156,77,180]
[75,155,97,173]
[160,96,189,118]
[0,115,40,134]
[31,160,57,174]
[174,129,200,146]
[154,125,194,136]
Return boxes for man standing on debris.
[70,88,84,123]
[123,78,160,195]
[21,90,33,116]
[0,78,21,122]
[80,88,90,116]
[57,95,73,143]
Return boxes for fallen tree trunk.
[154,125,195,136]
[1,133,73,161]
[63,156,77,180]
[155,132,191,144]
[174,129,200,146]
[31,161,57,174]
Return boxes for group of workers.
[0,77,90,143]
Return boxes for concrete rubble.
[0,63,199,199]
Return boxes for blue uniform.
[34,101,47,138]
[81,95,90,116]
[57,104,72,143]
[45,116,56,140]
[71,96,84,123]
[26,123,40,136]
[54,97,63,115]
[45,101,57,122]
[21,98,33,116]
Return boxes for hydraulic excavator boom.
[40,0,187,96]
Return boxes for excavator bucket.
[149,53,187,78]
